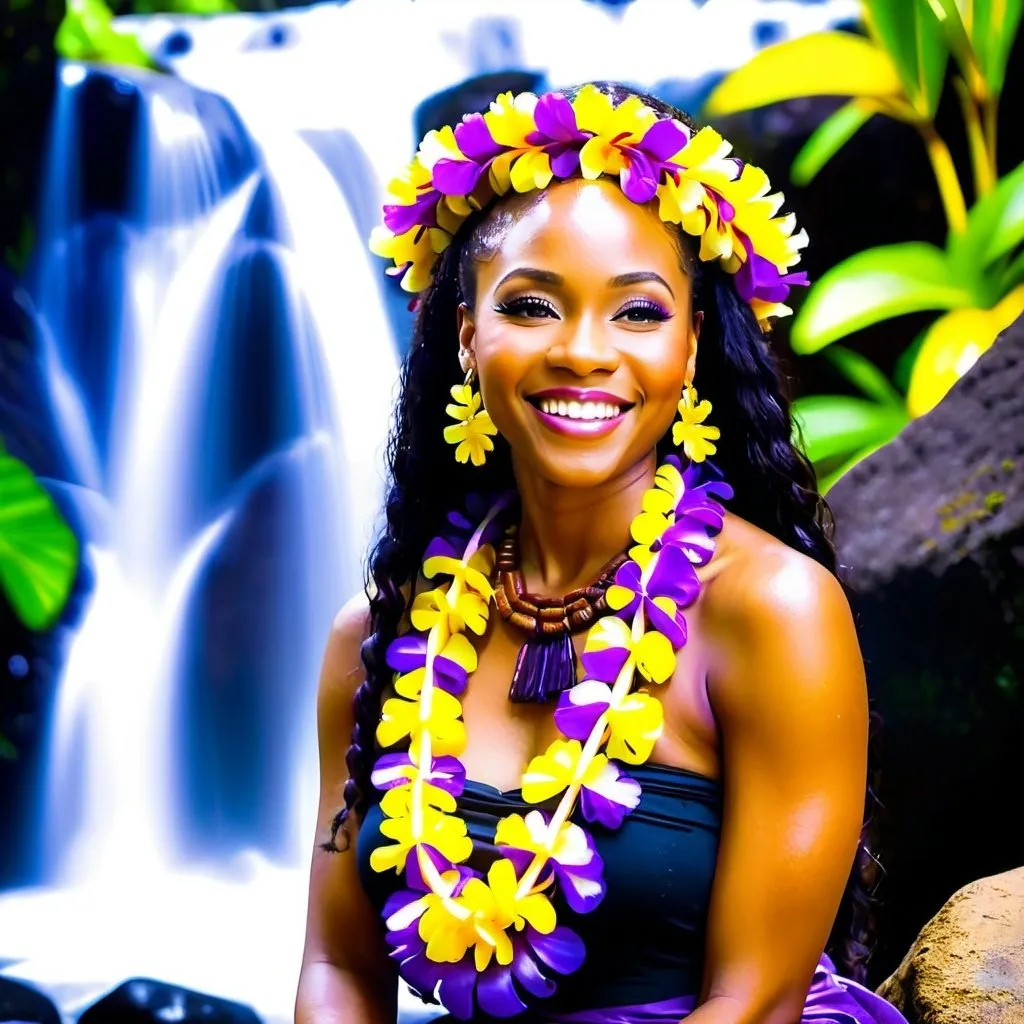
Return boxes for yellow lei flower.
[672,384,720,463]
[443,383,498,467]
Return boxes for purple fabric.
[540,955,907,1024]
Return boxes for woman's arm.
[294,597,398,1024]
[693,548,869,1024]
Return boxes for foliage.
[706,0,1024,491]
[55,0,236,68]
[0,444,79,632]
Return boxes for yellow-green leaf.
[791,99,878,185]
[792,394,908,464]
[791,243,977,354]
[704,32,905,116]
[55,0,155,69]
[0,453,79,631]
[907,286,1024,416]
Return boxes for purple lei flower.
[385,634,469,695]
[652,457,733,566]
[384,847,586,1020]
[370,751,466,798]
[500,812,607,915]
[609,553,700,647]
[423,492,512,561]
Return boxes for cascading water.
[0,2,859,1021]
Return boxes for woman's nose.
[545,320,619,376]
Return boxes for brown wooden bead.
[569,606,594,629]
[539,619,566,636]
[493,587,513,617]
[565,596,589,615]
[509,611,537,633]
[538,606,565,623]
[592,594,609,614]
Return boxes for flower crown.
[369,84,810,329]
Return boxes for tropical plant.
[55,0,236,67]
[0,444,78,631]
[0,443,79,758]
[705,0,1024,492]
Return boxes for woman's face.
[459,178,697,491]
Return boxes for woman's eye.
[493,296,558,319]
[613,299,672,324]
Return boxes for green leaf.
[791,100,877,185]
[971,0,1024,93]
[791,243,977,353]
[998,250,1024,293]
[704,32,905,116]
[862,0,950,115]
[924,0,978,77]
[819,434,899,493]
[791,394,909,465]
[55,0,155,69]
[824,345,905,405]
[893,326,930,392]
[0,453,79,631]
[0,734,16,761]
[950,161,1024,272]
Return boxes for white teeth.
[537,398,623,420]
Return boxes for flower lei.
[368,456,733,1020]
[369,84,809,329]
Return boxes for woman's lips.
[530,404,628,438]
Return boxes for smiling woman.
[294,83,906,1024]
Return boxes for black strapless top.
[356,762,722,1017]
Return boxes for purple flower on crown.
[616,117,692,204]
[732,229,809,305]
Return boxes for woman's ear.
[457,302,477,372]
[686,310,703,383]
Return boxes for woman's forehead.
[480,179,687,288]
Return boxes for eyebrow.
[495,267,675,299]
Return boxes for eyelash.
[492,295,672,323]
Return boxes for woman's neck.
[513,452,657,593]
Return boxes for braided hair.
[322,82,883,984]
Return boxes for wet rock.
[78,978,262,1024]
[0,977,61,1024]
[827,315,1024,981]
[876,866,1024,1024]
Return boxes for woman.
[295,83,905,1024]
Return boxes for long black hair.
[324,82,883,984]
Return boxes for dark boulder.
[827,315,1024,982]
[78,978,262,1024]
[0,977,61,1024]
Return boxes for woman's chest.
[453,608,719,792]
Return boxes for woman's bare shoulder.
[318,592,372,712]
[704,510,840,617]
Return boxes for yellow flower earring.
[672,382,720,463]
[444,366,498,467]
